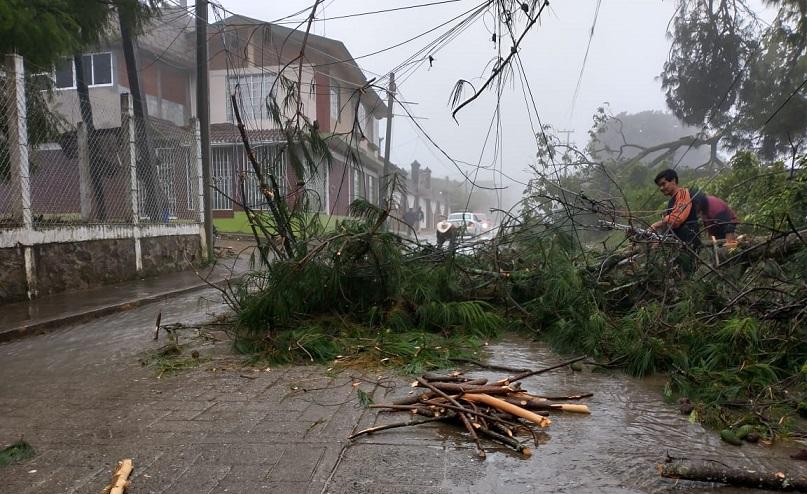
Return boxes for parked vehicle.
[473,213,495,238]
[445,212,484,238]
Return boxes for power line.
[569,0,602,121]
[234,0,468,25]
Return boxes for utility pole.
[196,0,214,261]
[381,72,395,209]
[557,129,575,147]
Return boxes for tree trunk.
[659,460,807,491]
[118,5,164,220]
[73,54,107,220]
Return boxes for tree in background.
[0,0,163,219]
[663,0,807,161]
[588,108,712,169]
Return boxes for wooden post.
[77,122,92,221]
[121,93,142,272]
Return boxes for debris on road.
[350,358,592,459]
[103,458,133,494]
[0,439,35,467]
[659,458,807,491]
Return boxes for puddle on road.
[434,336,807,493]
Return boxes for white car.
[446,212,484,238]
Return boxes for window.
[240,145,287,209]
[54,59,74,89]
[155,148,178,219]
[212,147,233,210]
[54,53,113,89]
[226,73,277,123]
[357,102,367,131]
[368,175,380,205]
[352,168,365,201]
[330,84,340,124]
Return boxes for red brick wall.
[117,55,159,98]
[160,65,187,105]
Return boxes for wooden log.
[462,394,551,428]
[659,460,807,491]
[477,426,532,457]
[421,372,484,383]
[392,392,434,405]
[422,383,519,395]
[416,378,487,459]
[504,395,591,414]
[422,399,548,424]
[107,458,134,494]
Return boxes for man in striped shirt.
[650,169,701,249]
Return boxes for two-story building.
[26,8,388,222]
[31,6,198,222]
[207,14,388,218]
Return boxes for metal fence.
[0,56,22,228]
[0,54,202,230]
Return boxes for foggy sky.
[217,0,679,208]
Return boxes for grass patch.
[138,344,207,378]
[0,440,35,467]
[214,211,347,235]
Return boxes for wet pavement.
[1,289,806,493]
[0,241,255,342]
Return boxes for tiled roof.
[209,123,286,144]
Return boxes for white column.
[6,54,32,229]
[77,122,92,221]
[121,93,142,271]
[7,54,37,298]
[191,117,208,260]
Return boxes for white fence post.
[6,54,32,230]
[121,93,142,271]
[191,117,208,259]
[77,122,92,221]
[6,54,37,299]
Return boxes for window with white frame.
[330,83,340,124]
[55,53,113,89]
[357,102,367,131]
[367,174,378,205]
[226,73,277,123]
[352,168,365,201]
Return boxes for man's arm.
[654,189,692,230]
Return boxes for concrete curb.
[0,278,235,344]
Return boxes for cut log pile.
[349,357,592,459]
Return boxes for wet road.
[1,289,806,493]
[339,337,807,493]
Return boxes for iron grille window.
[212,147,233,210]
[226,73,277,123]
[239,145,287,210]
